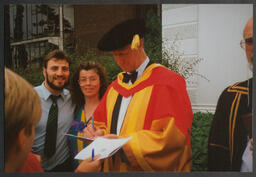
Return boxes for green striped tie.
[44,95,60,158]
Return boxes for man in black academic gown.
[208,17,253,171]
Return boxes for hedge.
[191,112,214,171]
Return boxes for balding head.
[243,17,253,65]
[243,17,253,38]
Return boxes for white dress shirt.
[116,57,150,135]
[240,137,253,172]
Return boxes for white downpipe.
[59,5,64,50]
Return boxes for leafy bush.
[191,112,214,171]
[144,9,204,80]
[69,49,121,83]
[144,9,162,63]
[15,65,44,86]
[162,39,205,80]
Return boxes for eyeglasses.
[240,37,253,49]
[78,77,97,86]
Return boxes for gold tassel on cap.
[131,34,140,50]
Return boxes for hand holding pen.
[83,115,104,139]
[76,152,101,172]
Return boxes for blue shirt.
[33,82,75,170]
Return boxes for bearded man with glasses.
[208,17,253,171]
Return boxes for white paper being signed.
[74,137,132,160]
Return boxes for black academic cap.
[97,18,146,51]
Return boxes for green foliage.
[162,39,204,80]
[70,49,121,83]
[144,9,162,63]
[15,65,44,86]
[191,112,214,171]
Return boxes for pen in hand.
[92,115,95,129]
[92,148,94,161]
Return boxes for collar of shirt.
[127,56,149,81]
[40,82,69,101]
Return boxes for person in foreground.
[83,18,193,172]
[208,17,253,171]
[4,68,101,172]
[68,61,108,167]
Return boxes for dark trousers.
[45,155,75,172]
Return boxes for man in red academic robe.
[83,18,193,172]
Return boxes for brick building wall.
[74,4,157,55]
